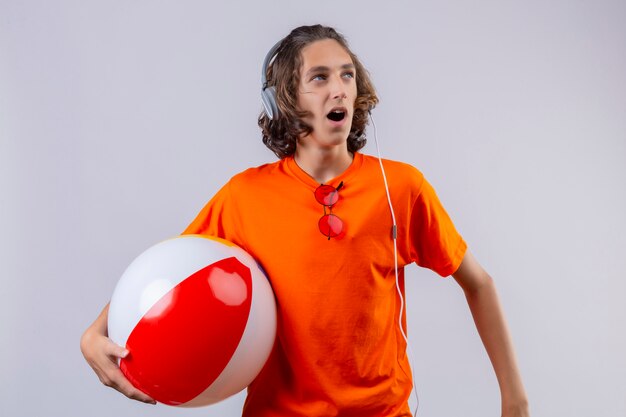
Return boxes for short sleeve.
[409,178,467,277]
[182,181,246,247]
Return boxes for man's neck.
[294,145,353,184]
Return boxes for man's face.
[296,39,357,149]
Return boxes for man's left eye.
[343,72,355,79]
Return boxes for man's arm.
[452,250,530,417]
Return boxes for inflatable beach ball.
[107,235,277,407]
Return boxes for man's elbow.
[455,268,494,295]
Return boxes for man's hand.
[80,304,156,404]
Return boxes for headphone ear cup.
[261,86,279,120]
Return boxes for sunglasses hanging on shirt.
[314,181,344,240]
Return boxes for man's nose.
[330,75,348,100]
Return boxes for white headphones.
[260,40,283,120]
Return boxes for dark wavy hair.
[259,25,379,159]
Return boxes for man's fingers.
[127,388,157,404]
[82,325,155,404]
[104,367,156,404]
[103,339,129,359]
[99,342,155,404]
[120,382,156,404]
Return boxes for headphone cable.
[369,111,420,417]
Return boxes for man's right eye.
[312,74,326,81]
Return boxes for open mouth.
[327,110,346,122]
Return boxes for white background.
[1,1,625,416]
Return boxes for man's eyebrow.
[305,63,355,77]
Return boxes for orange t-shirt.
[183,152,467,416]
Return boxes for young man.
[81,25,529,416]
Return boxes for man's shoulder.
[359,153,425,183]
[228,159,284,188]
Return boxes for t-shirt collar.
[285,152,364,189]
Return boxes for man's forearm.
[464,277,528,410]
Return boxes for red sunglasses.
[314,181,344,240]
